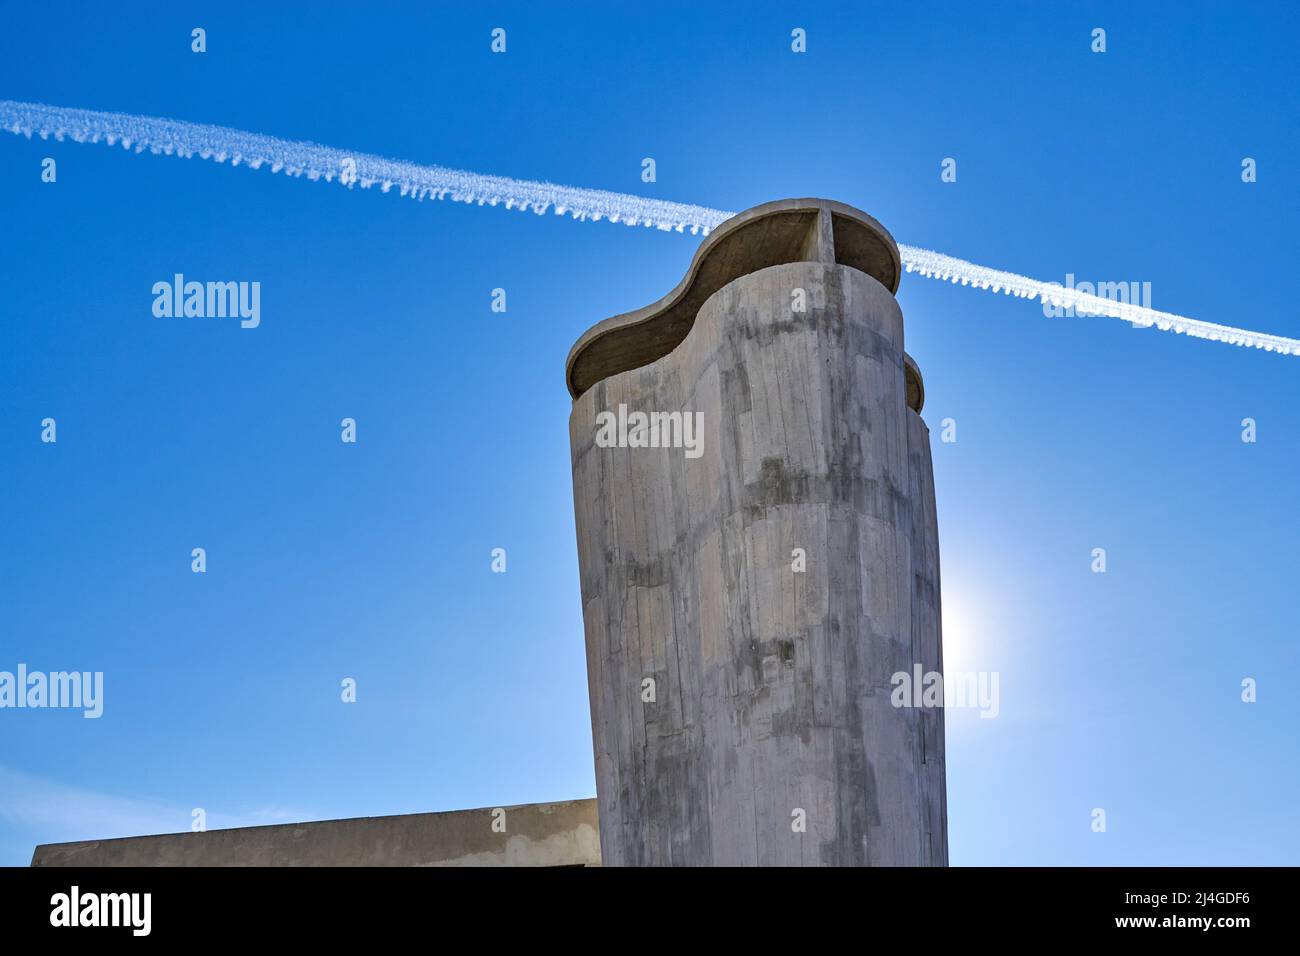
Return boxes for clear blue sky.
[1,2,1296,866]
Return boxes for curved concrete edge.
[904,352,925,413]
[565,197,902,398]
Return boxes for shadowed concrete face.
[567,198,946,866]
[31,799,600,867]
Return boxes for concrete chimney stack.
[566,199,947,866]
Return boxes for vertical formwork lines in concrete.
[568,200,946,866]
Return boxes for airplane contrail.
[3,100,1296,357]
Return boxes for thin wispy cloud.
[0,764,312,849]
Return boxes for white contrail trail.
[4,100,1296,357]
[898,247,1300,355]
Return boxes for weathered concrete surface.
[567,198,947,865]
[32,799,599,867]
[907,406,948,861]
[566,198,900,398]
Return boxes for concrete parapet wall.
[32,799,600,867]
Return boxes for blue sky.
[1,1,1296,866]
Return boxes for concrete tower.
[566,199,946,866]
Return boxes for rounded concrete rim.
[565,198,901,398]
[904,353,925,413]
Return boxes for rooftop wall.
[32,799,600,867]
